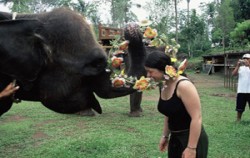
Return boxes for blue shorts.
[236,93,250,112]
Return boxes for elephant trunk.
[124,23,147,78]
[89,70,136,99]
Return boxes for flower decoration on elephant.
[108,35,158,92]
[108,19,188,90]
[139,19,188,80]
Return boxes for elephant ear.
[0,19,50,85]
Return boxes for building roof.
[202,50,250,58]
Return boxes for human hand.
[159,136,168,152]
[0,82,19,99]
[237,59,244,66]
[182,147,196,158]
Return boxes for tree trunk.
[174,0,178,42]
[187,0,191,57]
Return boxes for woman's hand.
[0,82,19,99]
[182,147,196,158]
[159,136,168,152]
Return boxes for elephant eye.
[94,58,107,68]
[95,63,102,68]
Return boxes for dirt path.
[188,73,225,88]
[188,72,237,99]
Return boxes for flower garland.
[139,19,188,80]
[108,19,188,91]
[108,36,158,92]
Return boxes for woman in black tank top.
[145,51,208,158]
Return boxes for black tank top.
[158,79,191,131]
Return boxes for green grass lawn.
[0,72,250,158]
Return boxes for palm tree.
[187,0,191,57]
[174,0,178,42]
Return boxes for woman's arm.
[177,80,202,156]
[159,116,170,152]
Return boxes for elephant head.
[0,8,139,116]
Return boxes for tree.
[0,0,100,25]
[110,0,130,27]
[107,0,141,27]
[231,0,250,22]
[1,0,31,13]
[72,0,100,25]
[187,0,190,56]
[145,0,173,35]
[214,0,235,49]
[173,0,179,42]
[230,20,250,47]
[179,9,207,57]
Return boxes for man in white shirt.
[232,53,250,122]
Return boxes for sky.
[0,0,214,22]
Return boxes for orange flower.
[133,76,150,91]
[143,27,158,39]
[165,65,178,78]
[178,59,188,75]
[112,77,126,88]
[118,40,129,50]
[111,56,123,68]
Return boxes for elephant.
[123,22,165,117]
[0,8,140,117]
[123,22,187,117]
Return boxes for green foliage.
[230,20,250,45]
[179,9,210,57]
[109,0,139,27]
[211,28,223,44]
[0,0,100,25]
[214,0,235,47]
[145,0,174,35]
[7,0,73,13]
[231,0,250,22]
[207,2,216,19]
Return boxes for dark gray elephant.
[0,8,138,116]
[123,23,164,117]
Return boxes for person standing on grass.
[232,53,250,122]
[144,50,208,158]
[0,82,19,99]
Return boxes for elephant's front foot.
[128,109,143,117]
[76,108,96,116]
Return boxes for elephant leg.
[0,98,13,116]
[129,92,143,117]
[76,109,95,116]
[76,92,102,117]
